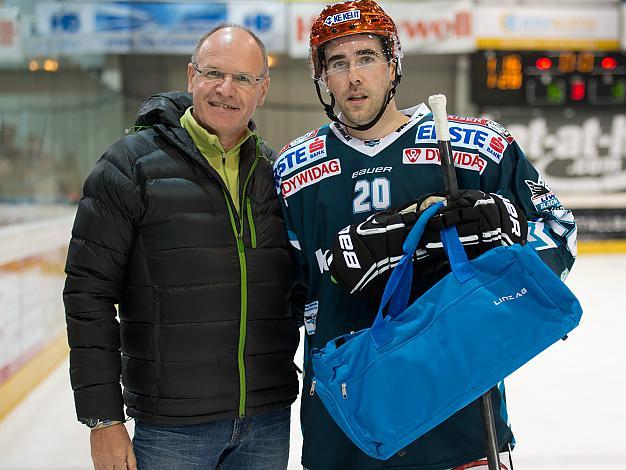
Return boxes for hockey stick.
[428,94,502,470]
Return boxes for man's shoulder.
[273,125,332,178]
[256,137,277,164]
[276,125,331,157]
[447,115,514,141]
[101,128,161,172]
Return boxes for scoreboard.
[471,51,626,107]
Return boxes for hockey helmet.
[308,0,403,82]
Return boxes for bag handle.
[370,202,473,348]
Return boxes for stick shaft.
[438,140,458,199]
[480,391,502,469]
[428,94,458,199]
[428,94,501,470]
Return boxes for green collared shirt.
[180,107,252,213]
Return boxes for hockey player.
[273,1,577,469]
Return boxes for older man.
[64,25,299,470]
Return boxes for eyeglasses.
[192,63,265,88]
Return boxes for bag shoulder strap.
[371,202,474,348]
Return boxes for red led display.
[570,80,586,101]
[601,57,617,70]
[535,57,552,71]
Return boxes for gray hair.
[191,23,269,75]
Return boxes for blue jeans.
[133,407,291,470]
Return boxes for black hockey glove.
[423,190,528,259]
[328,198,446,298]
[328,208,416,296]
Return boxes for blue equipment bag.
[311,202,582,460]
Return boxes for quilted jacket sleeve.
[63,143,144,421]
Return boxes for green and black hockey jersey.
[274,104,577,470]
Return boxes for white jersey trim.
[329,103,430,157]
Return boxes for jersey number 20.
[353,178,391,214]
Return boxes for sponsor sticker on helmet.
[324,10,361,27]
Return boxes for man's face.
[322,34,394,127]
[187,28,269,140]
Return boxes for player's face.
[322,34,394,127]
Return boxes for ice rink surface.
[0,254,624,470]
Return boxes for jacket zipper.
[223,137,260,418]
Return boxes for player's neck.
[345,103,408,141]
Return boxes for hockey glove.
[423,190,528,259]
[328,196,448,297]
[328,208,416,296]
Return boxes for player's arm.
[419,132,574,277]
[283,209,309,328]
[501,141,576,278]
[273,166,309,327]
[415,140,573,277]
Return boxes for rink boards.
[0,209,73,420]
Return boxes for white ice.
[0,254,624,469]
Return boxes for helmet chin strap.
[314,64,402,133]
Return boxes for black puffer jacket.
[64,92,299,425]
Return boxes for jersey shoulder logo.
[448,115,515,144]
[274,134,329,182]
[278,127,324,154]
[524,177,562,211]
[526,180,551,198]
[417,115,514,164]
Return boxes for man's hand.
[90,423,137,470]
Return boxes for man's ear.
[388,61,396,82]
[257,76,270,106]
[187,63,195,93]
